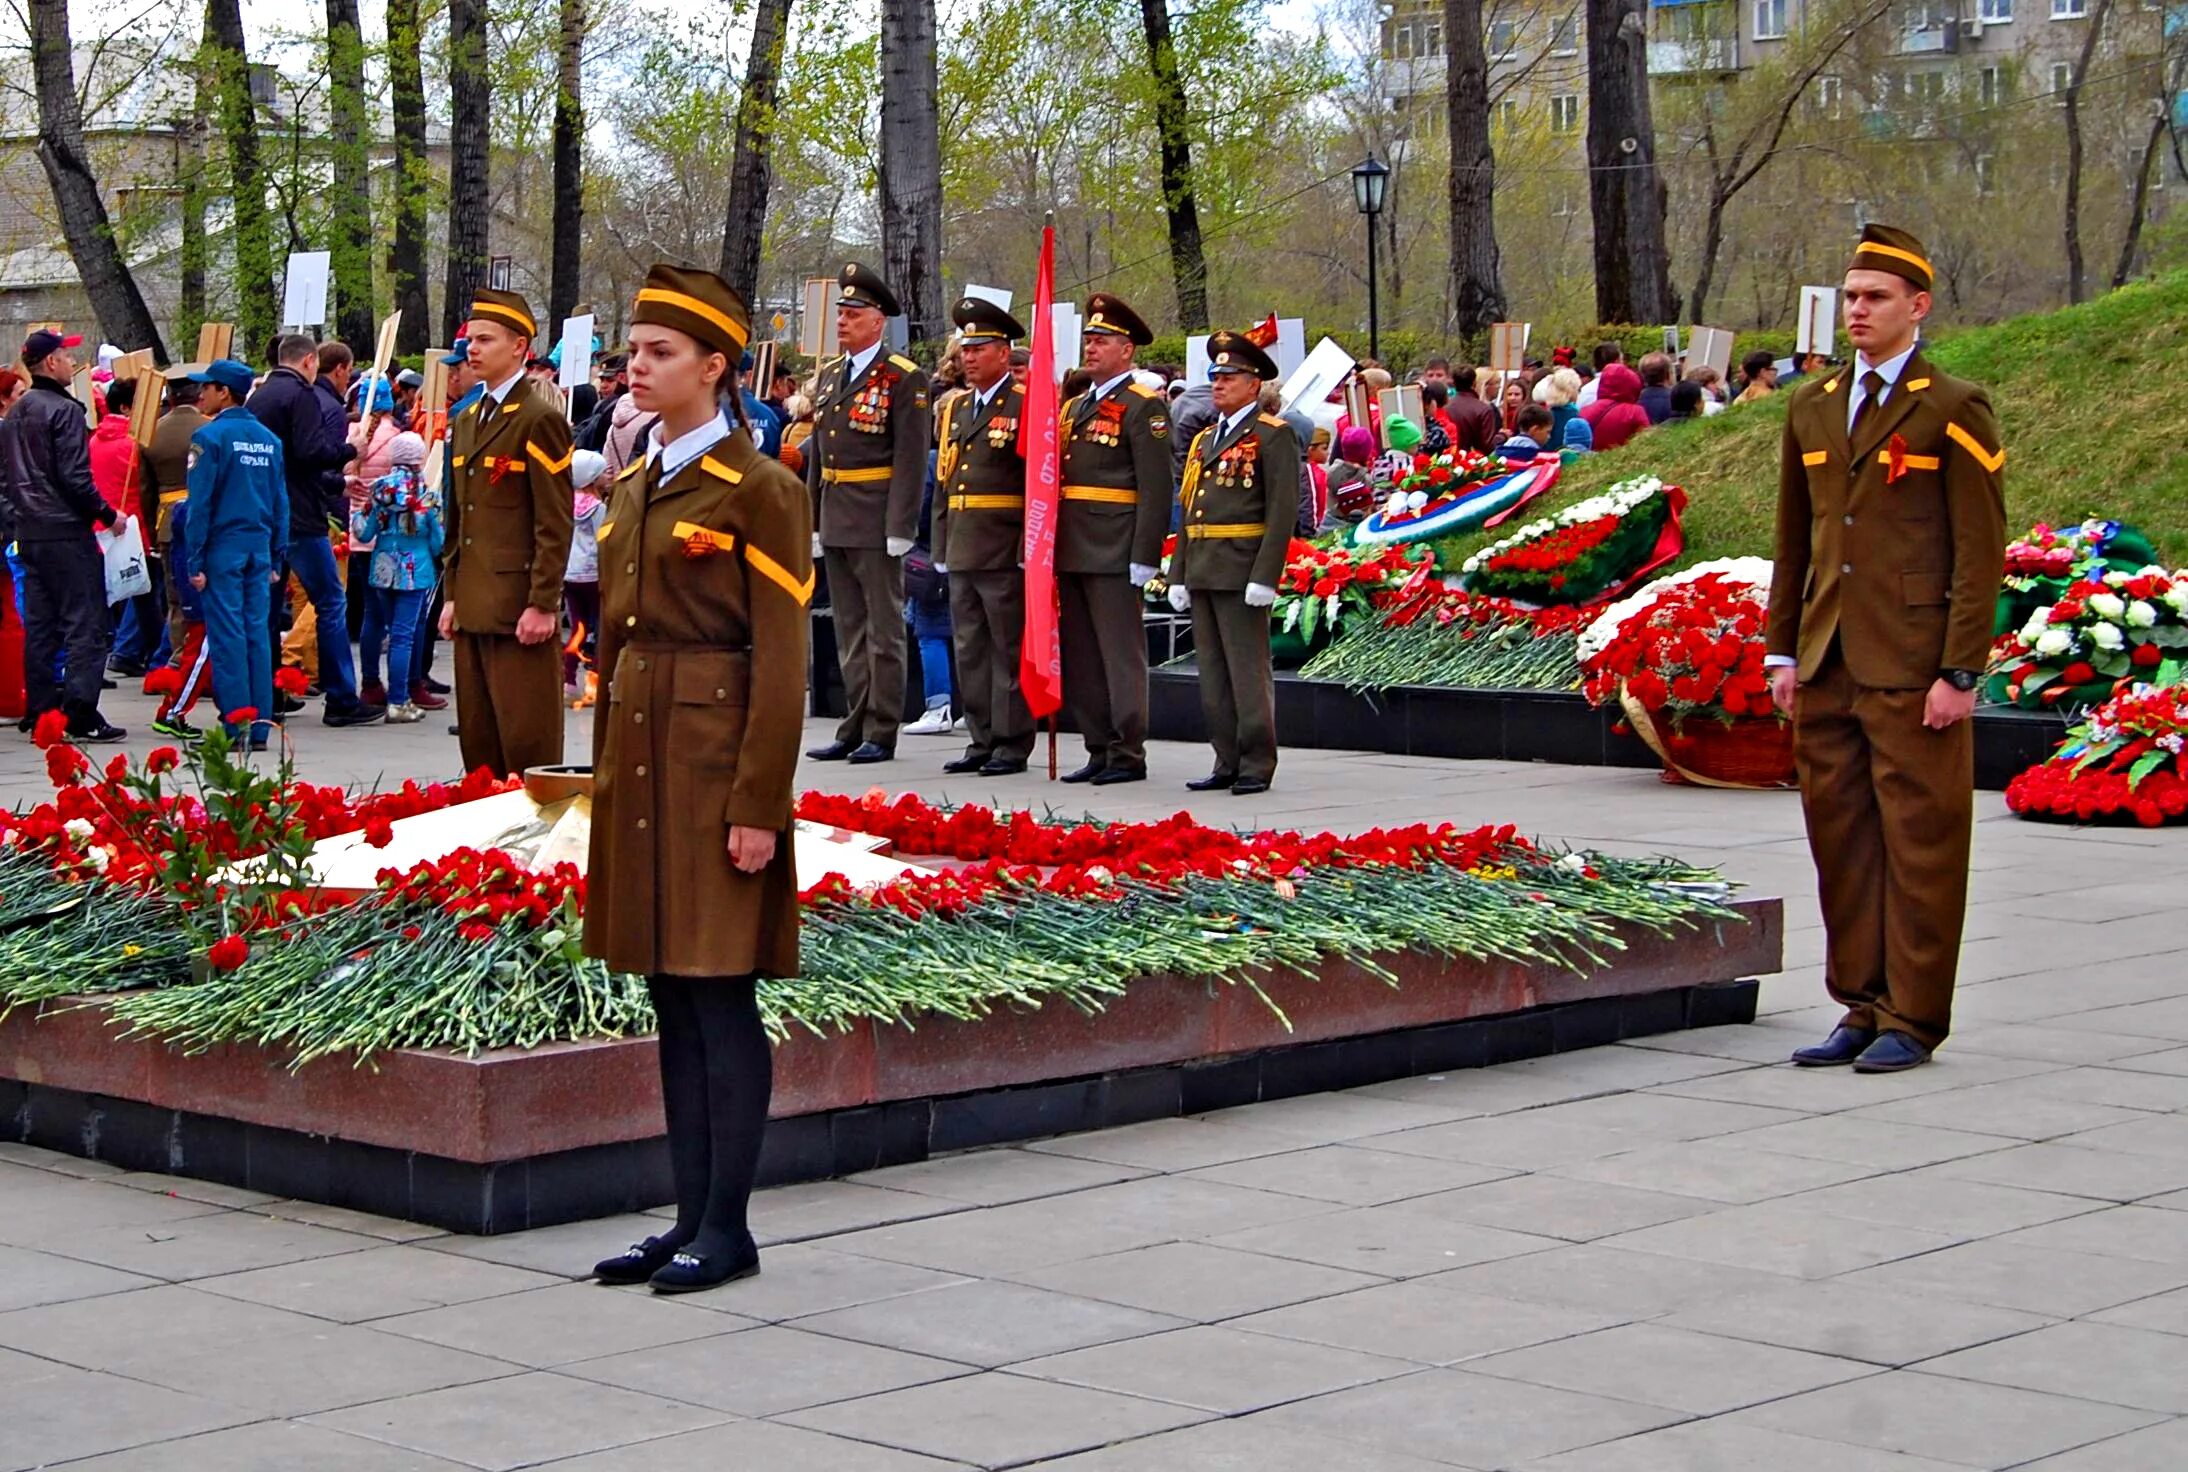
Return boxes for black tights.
[648,975,773,1259]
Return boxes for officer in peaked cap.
[1056,292,1169,785]
[803,262,930,764]
[1163,327,1293,797]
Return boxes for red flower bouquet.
[1273,537,1430,646]
[1460,475,1685,605]
[2006,683,2188,826]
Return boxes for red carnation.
[206,934,250,972]
[2131,641,2163,668]
[45,744,89,788]
[363,816,396,849]
[274,667,308,698]
[2058,663,2097,687]
[143,667,183,697]
[146,746,182,774]
[31,710,68,749]
[226,707,259,727]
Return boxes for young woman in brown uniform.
[584,264,814,1293]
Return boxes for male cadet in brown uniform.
[1057,293,1171,786]
[144,371,209,663]
[1769,225,2007,1074]
[931,296,1034,777]
[1165,330,1296,796]
[803,263,931,765]
[439,286,577,777]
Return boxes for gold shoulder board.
[888,353,920,373]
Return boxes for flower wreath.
[2006,682,2188,827]
[1459,475,1686,605]
[1988,564,2188,711]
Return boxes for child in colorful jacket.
[349,431,444,723]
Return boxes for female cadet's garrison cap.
[468,287,537,339]
[1848,225,1933,293]
[632,264,751,360]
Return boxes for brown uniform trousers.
[805,348,931,748]
[144,406,208,661]
[1167,413,1298,786]
[1057,380,1173,774]
[934,381,1032,765]
[584,431,813,979]
[444,378,576,777]
[1766,349,2007,1049]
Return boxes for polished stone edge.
[1145,667,2063,791]
[0,979,1759,1234]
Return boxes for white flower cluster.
[1577,556,1775,663]
[1459,475,1664,576]
[2017,564,2187,654]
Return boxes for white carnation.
[62,818,95,842]
[85,845,111,874]
[2034,628,2074,657]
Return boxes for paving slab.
[306,1370,730,1471]
[780,1370,1210,1468]
[1732,1369,2163,1468]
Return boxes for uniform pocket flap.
[1901,571,1950,607]
[489,550,533,573]
[672,651,751,705]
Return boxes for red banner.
[1018,225,1063,719]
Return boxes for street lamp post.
[1351,155,1390,362]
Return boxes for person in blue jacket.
[182,360,289,749]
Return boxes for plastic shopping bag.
[98,515,152,603]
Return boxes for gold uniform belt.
[947,494,1025,511]
[1061,484,1137,505]
[821,465,893,484]
[1185,522,1267,540]
[158,489,188,506]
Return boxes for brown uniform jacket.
[444,378,576,634]
[144,405,208,544]
[804,347,930,549]
[1765,349,2007,689]
[932,380,1026,572]
[1057,377,1171,575]
[584,427,814,979]
[1166,411,1298,593]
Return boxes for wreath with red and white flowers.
[1459,475,1684,605]
[2007,682,2188,827]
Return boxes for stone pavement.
[3,689,2187,1469]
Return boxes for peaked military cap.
[836,262,900,316]
[469,286,538,339]
[951,296,1026,343]
[632,263,751,359]
[1206,329,1279,381]
[1084,293,1153,346]
[1849,224,1933,292]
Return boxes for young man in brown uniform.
[1057,293,1172,786]
[1768,225,2008,1074]
[932,296,1034,777]
[803,262,931,765]
[1165,330,1296,796]
[144,374,209,668]
[438,286,577,777]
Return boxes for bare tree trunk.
[719,0,795,308]
[27,0,167,358]
[386,0,431,353]
[549,0,585,329]
[178,19,211,331]
[1446,0,1505,338]
[878,0,945,344]
[2114,107,2168,289]
[325,0,374,346]
[444,0,492,342]
[2059,0,2112,305]
[1584,0,1675,323]
[1137,0,1209,331]
[205,0,272,350]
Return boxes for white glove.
[1244,582,1277,609]
[1168,583,1192,613]
[886,537,914,558]
[1129,563,1158,587]
[933,562,947,574]
[811,533,824,558]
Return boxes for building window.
[1814,74,1842,117]
[1754,0,1788,38]
[1980,0,2013,19]
[1550,94,1580,133]
[1499,97,1520,133]
[1977,64,2002,104]
[1975,153,1996,193]
[2051,59,2073,96]
[1552,189,1580,218]
[1909,70,1945,105]
[1395,23,1413,58]
[1490,19,1519,57]
[2051,0,2085,15]
[1424,21,1442,53]
[1551,14,1578,53]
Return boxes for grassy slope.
[1433,273,2188,571]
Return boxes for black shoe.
[275,693,307,716]
[594,1235,680,1284]
[807,739,857,761]
[1231,777,1271,796]
[1091,766,1146,786]
[1186,772,1236,792]
[324,701,386,728]
[942,753,989,774]
[979,757,1028,776]
[68,720,127,744]
[1790,1025,1876,1067]
[305,682,324,699]
[1061,762,1106,784]
[107,658,145,678]
[846,742,893,765]
[99,677,117,690]
[14,715,31,734]
[1853,1031,1933,1073]
[423,675,452,695]
[649,1244,761,1295]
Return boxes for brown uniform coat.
[804,349,931,549]
[1167,411,1298,593]
[1057,379,1172,574]
[444,377,577,632]
[144,405,207,545]
[584,427,813,979]
[933,381,1027,571]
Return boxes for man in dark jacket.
[1445,364,1500,453]
[246,334,381,725]
[7,329,124,739]
[1636,352,1676,425]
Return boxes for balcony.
[1647,36,1739,73]
[1896,18,1961,52]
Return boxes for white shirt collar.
[845,341,882,380]
[645,409,732,480]
[1219,401,1257,438]
[971,375,1008,410]
[486,370,525,405]
[1847,341,1917,430]
[1092,370,1134,401]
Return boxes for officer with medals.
[586,264,813,1294]
[439,286,576,777]
[1165,330,1295,796]
[1056,293,1171,785]
[803,262,931,765]
[932,296,1034,777]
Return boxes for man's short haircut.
[1424,355,1451,373]
[1421,380,1449,408]
[1449,365,1475,393]
[317,341,354,375]
[105,377,135,415]
[1516,403,1553,434]
[1638,351,1673,387]
[1593,341,1624,370]
[167,378,202,405]
[275,334,317,368]
[1742,348,1776,380]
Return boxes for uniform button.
[1841,562,1853,574]
[715,688,726,699]
[463,537,472,546]
[625,563,636,575]
[634,764,646,777]
[625,615,637,627]
[635,659,648,672]
[632,711,644,724]
[636,817,648,830]
[1843,515,1854,525]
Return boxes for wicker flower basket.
[1619,685,1797,790]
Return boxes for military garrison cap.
[951,296,1026,343]
[469,286,538,340]
[836,262,900,316]
[1848,225,1933,292]
[1084,293,1153,345]
[1206,329,1279,381]
[632,263,751,359]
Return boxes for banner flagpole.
[1019,213,1064,776]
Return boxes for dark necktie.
[1850,369,1887,444]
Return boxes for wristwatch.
[1941,668,1979,692]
